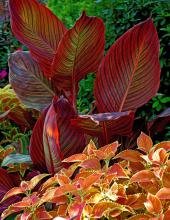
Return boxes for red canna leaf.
[29,107,48,172]
[9,0,66,76]
[52,11,105,105]
[156,188,170,200]
[94,19,160,112]
[144,193,162,215]
[114,150,144,162]
[130,170,156,183]
[9,51,55,111]
[137,132,153,153]
[71,111,134,139]
[43,96,86,174]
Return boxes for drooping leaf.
[1,154,32,167]
[43,96,86,173]
[26,173,50,191]
[9,51,55,111]
[62,153,87,163]
[52,11,105,103]
[137,132,153,153]
[94,19,160,112]
[71,111,134,142]
[9,0,66,76]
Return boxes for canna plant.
[6,0,162,174]
[1,133,170,219]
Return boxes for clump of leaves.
[1,133,170,219]
[5,0,170,175]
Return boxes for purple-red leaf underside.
[9,0,67,76]
[94,18,160,112]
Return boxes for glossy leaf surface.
[9,0,66,76]
[94,19,160,112]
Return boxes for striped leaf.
[94,19,160,112]
[1,154,32,167]
[30,97,86,174]
[71,111,134,144]
[9,51,55,111]
[43,97,86,173]
[8,0,67,76]
[29,108,48,172]
[52,11,105,106]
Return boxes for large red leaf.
[94,19,160,112]
[29,108,48,172]
[71,111,134,143]
[9,51,55,111]
[9,0,66,76]
[52,11,105,106]
[43,96,86,173]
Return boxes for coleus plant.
[1,133,170,219]
[7,0,162,173]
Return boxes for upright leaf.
[9,0,66,76]
[9,52,55,111]
[94,19,160,112]
[52,11,105,105]
[35,96,86,174]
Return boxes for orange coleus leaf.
[129,161,145,173]
[98,141,119,160]
[164,209,170,220]
[156,188,170,200]
[125,193,146,209]
[62,153,87,163]
[80,158,101,170]
[139,179,160,194]
[107,163,128,178]
[154,141,170,152]
[68,202,85,220]
[130,170,156,183]
[26,173,50,191]
[151,148,168,165]
[41,176,59,192]
[40,184,77,204]
[144,193,162,215]
[57,204,68,217]
[1,206,22,220]
[78,173,102,190]
[55,173,70,186]
[84,140,97,155]
[162,165,170,187]
[34,206,52,219]
[137,132,153,153]
[1,187,25,203]
[92,201,120,218]
[114,150,144,162]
